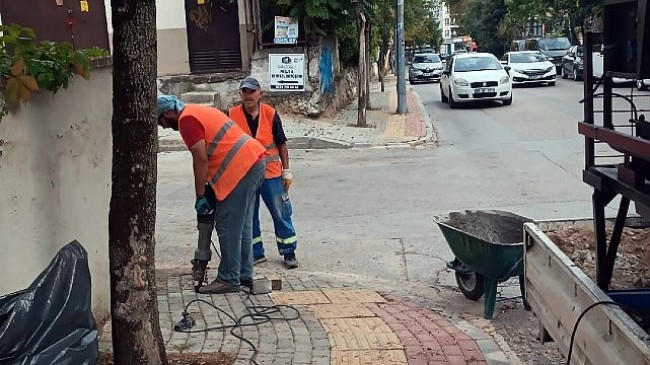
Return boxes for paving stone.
[320,318,402,351]
[322,289,387,303]
[270,290,331,305]
[330,350,407,365]
[307,302,377,319]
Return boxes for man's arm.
[272,111,289,169]
[189,140,209,197]
[278,143,290,170]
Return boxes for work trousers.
[196,160,265,285]
[252,176,298,258]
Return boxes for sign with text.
[274,16,298,45]
[269,54,305,91]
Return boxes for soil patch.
[546,225,650,289]
[98,352,235,365]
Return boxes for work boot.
[197,278,239,294]
[283,253,298,269]
[191,259,208,282]
[254,255,267,265]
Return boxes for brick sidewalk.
[99,271,507,365]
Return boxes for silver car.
[409,53,444,84]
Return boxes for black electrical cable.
[565,300,638,365]
[174,289,301,365]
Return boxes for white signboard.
[274,16,298,45]
[269,54,305,91]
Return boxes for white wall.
[104,0,191,75]
[0,67,113,324]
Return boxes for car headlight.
[545,66,554,73]
[454,78,469,86]
[514,69,524,73]
[436,66,444,70]
[500,75,510,84]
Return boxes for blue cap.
[239,76,261,90]
[156,95,186,117]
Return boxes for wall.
[104,0,191,75]
[158,36,357,118]
[0,67,113,325]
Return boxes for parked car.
[638,79,650,91]
[537,37,571,73]
[440,53,513,108]
[409,53,444,84]
[500,51,556,86]
[561,45,584,80]
[591,46,636,85]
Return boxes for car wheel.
[637,79,648,91]
[440,85,448,103]
[561,66,568,79]
[448,88,457,109]
[573,67,579,81]
[502,94,513,106]
[409,80,414,85]
[548,81,556,86]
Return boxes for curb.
[408,89,437,147]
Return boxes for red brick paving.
[405,91,427,137]
[366,295,487,365]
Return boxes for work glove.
[282,169,293,191]
[195,195,214,215]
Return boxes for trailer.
[524,218,650,365]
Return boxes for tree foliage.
[459,0,508,56]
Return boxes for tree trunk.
[357,11,367,128]
[109,1,168,365]
[365,19,372,110]
[379,41,385,92]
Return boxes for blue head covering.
[156,95,186,118]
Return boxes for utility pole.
[396,0,407,114]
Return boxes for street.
[157,78,601,275]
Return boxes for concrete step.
[180,91,221,109]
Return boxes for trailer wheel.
[455,271,485,300]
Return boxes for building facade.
[0,0,259,76]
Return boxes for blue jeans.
[252,177,298,258]
[214,160,265,285]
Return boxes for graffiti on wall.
[190,5,212,32]
[320,44,334,94]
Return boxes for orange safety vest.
[229,103,282,179]
[179,104,265,201]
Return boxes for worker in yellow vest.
[157,95,266,294]
[229,77,299,269]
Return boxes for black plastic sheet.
[0,240,98,365]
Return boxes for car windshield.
[454,57,502,72]
[538,37,570,51]
[413,55,441,63]
[510,52,547,63]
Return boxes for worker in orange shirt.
[157,95,266,293]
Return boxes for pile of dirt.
[546,225,650,289]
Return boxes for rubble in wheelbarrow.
[444,210,532,245]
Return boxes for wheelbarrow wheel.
[455,271,485,300]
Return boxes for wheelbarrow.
[433,210,532,319]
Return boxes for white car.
[637,79,650,91]
[500,51,556,86]
[440,53,513,107]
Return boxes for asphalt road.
[155,77,643,285]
